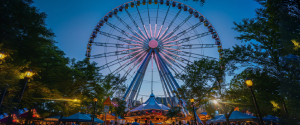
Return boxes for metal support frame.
[122,49,153,101]
[154,49,181,89]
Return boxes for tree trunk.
[224,107,234,125]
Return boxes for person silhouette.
[144,120,149,125]
[132,119,140,125]
[150,121,154,125]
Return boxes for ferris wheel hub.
[149,40,158,48]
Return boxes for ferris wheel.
[85,0,223,107]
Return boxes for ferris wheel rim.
[86,0,224,80]
[88,0,222,48]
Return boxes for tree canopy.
[0,0,126,119]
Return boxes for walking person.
[150,121,154,125]
[144,120,149,125]
[132,119,140,125]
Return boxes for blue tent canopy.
[87,114,104,123]
[263,115,280,122]
[59,112,104,123]
[214,111,257,123]
[206,115,224,124]
[60,112,91,122]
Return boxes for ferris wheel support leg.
[158,70,172,105]
[155,50,184,106]
[155,56,171,105]
[122,49,153,101]
[128,57,150,105]
[159,71,170,105]
[156,57,178,106]
[134,78,143,105]
[156,52,178,92]
[161,67,177,97]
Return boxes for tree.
[0,0,127,120]
[222,0,300,124]
[114,98,126,120]
[166,106,182,124]
[176,58,237,124]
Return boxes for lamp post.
[92,98,98,125]
[190,98,197,125]
[245,78,264,125]
[19,70,34,102]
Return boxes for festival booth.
[43,115,63,125]
[19,109,43,124]
[211,111,258,124]
[0,114,19,125]
[263,115,280,124]
[60,112,104,124]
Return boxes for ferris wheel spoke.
[136,5,149,40]
[160,51,185,72]
[114,14,138,36]
[93,42,143,48]
[133,30,147,41]
[112,59,135,75]
[114,51,147,75]
[124,8,139,30]
[158,53,172,66]
[162,5,171,26]
[98,55,133,71]
[138,27,148,41]
[176,44,218,49]
[163,50,191,64]
[156,4,159,24]
[166,14,193,38]
[157,26,167,40]
[171,22,203,41]
[147,3,150,24]
[113,51,148,75]
[159,53,180,76]
[150,24,153,39]
[120,50,147,68]
[169,50,217,60]
[161,34,177,43]
[98,31,132,44]
[105,21,133,39]
[128,52,148,70]
[159,30,173,41]
[165,32,211,44]
[91,47,142,59]
[168,54,190,65]
[144,25,151,39]
[159,9,182,40]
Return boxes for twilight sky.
[33,0,261,101]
